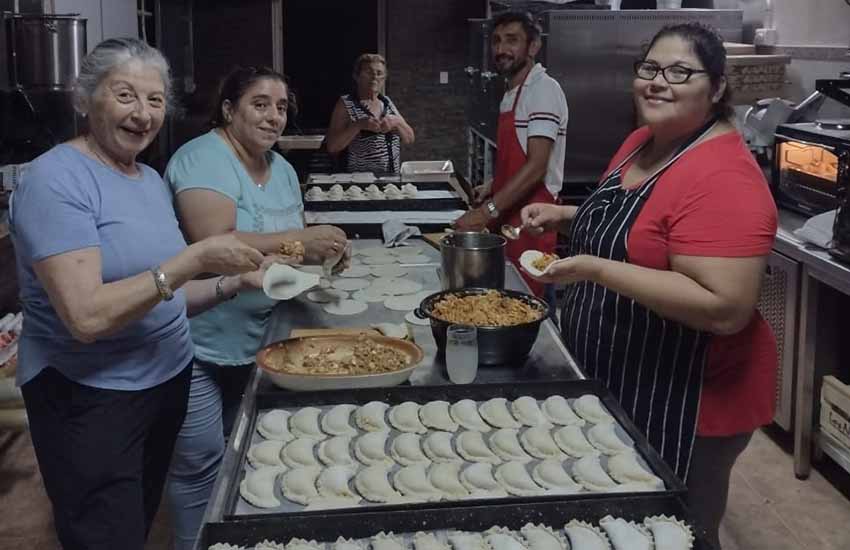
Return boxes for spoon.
[501,224,522,240]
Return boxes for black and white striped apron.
[342,94,401,174]
[561,119,719,480]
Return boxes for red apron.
[492,73,557,296]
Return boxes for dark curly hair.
[492,10,541,44]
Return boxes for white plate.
[338,265,371,278]
[405,310,431,326]
[323,299,369,316]
[262,265,321,300]
[332,278,371,292]
[352,288,389,303]
[306,289,348,303]
[383,294,422,312]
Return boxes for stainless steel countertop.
[197,244,583,539]
[775,208,850,294]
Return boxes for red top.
[606,127,778,436]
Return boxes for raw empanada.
[484,527,528,550]
[422,431,462,463]
[390,433,430,466]
[455,430,501,464]
[419,400,459,432]
[428,462,469,499]
[511,396,550,427]
[552,425,598,458]
[247,439,286,468]
[531,459,583,494]
[572,454,618,492]
[393,464,442,501]
[540,395,585,426]
[599,516,652,550]
[355,464,404,503]
[255,540,286,550]
[587,422,632,455]
[607,451,663,487]
[208,544,247,550]
[354,431,392,466]
[459,463,507,497]
[317,465,359,502]
[321,404,358,437]
[239,465,285,508]
[446,532,489,550]
[257,409,294,441]
[413,532,450,550]
[519,427,563,460]
[493,462,545,496]
[644,515,695,550]
[479,398,521,429]
[318,436,356,467]
[291,407,328,440]
[372,532,407,550]
[334,537,366,550]
[490,429,533,463]
[282,437,321,468]
[450,399,492,432]
[563,520,610,550]
[286,539,324,550]
[355,401,390,432]
[388,401,428,434]
[281,466,321,505]
[572,394,614,424]
[520,524,567,550]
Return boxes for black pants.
[687,432,754,550]
[22,364,191,550]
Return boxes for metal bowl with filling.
[256,334,424,391]
[415,288,551,365]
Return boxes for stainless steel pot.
[439,231,506,289]
[7,14,87,91]
[415,288,551,366]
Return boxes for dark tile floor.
[2,426,849,550]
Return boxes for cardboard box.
[820,375,850,450]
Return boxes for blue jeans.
[166,360,253,550]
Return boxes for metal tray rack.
[304,196,467,212]
[202,494,712,549]
[306,181,455,192]
[223,380,685,521]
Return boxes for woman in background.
[325,53,415,173]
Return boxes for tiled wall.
[385,0,486,177]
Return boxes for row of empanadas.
[256,395,612,445]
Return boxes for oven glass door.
[776,140,841,214]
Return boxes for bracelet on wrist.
[150,265,174,301]
[215,276,238,301]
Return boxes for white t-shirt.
[500,62,568,199]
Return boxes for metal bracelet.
[150,266,174,301]
[215,276,237,301]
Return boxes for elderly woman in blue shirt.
[10,38,280,550]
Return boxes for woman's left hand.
[523,255,598,285]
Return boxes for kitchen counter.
[773,209,850,479]
[197,249,583,542]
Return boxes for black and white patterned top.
[341,93,402,174]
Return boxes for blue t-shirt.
[10,144,193,390]
[165,130,304,365]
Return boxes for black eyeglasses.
[633,61,710,84]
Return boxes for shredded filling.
[268,335,410,375]
[532,253,559,271]
[430,290,544,327]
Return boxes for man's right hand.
[520,203,571,234]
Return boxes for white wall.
[720,0,850,47]
[52,0,137,52]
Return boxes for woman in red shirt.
[522,23,777,549]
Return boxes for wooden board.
[289,328,380,339]
[422,232,448,249]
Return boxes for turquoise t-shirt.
[165,130,304,365]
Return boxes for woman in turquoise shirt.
[164,66,348,549]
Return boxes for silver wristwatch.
[485,199,500,219]
[150,266,174,301]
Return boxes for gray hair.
[73,37,175,114]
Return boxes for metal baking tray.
[305,181,455,192]
[202,494,712,549]
[223,380,685,520]
[305,196,467,212]
[331,223,452,240]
